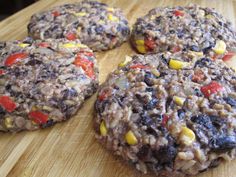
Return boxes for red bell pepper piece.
[5,52,28,66]
[161,115,169,127]
[200,81,223,97]
[0,96,17,112]
[52,11,60,17]
[74,55,95,79]
[0,69,5,75]
[98,90,109,101]
[29,111,49,124]
[66,32,77,41]
[145,38,156,51]
[130,64,150,70]
[38,42,50,48]
[173,10,184,17]
[222,52,235,61]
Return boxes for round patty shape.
[94,53,236,176]
[28,1,130,51]
[0,38,98,132]
[131,5,236,61]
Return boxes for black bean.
[177,109,185,119]
[145,98,158,110]
[0,106,6,117]
[202,44,214,54]
[194,58,212,68]
[224,97,236,107]
[0,42,6,50]
[146,126,158,136]
[121,26,130,36]
[155,16,161,24]
[95,25,104,34]
[189,45,200,52]
[137,145,151,161]
[154,145,177,164]
[140,113,153,126]
[169,30,175,34]
[26,60,43,66]
[191,114,214,130]
[145,87,154,92]
[41,119,55,128]
[194,88,203,97]
[144,72,155,86]
[62,88,78,99]
[160,54,168,64]
[210,135,236,152]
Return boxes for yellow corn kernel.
[75,12,87,16]
[205,14,214,19]
[173,96,185,106]
[135,40,145,46]
[231,66,236,72]
[180,126,196,146]
[108,14,119,22]
[169,59,189,70]
[62,43,77,48]
[190,51,204,57]
[151,69,160,77]
[106,7,115,12]
[213,40,226,55]
[100,121,108,136]
[125,130,138,145]
[77,26,82,33]
[4,117,13,128]
[136,45,146,54]
[77,43,88,48]
[18,43,30,48]
[98,20,105,24]
[119,56,132,67]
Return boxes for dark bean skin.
[95,25,104,34]
[137,145,151,161]
[177,109,185,119]
[145,98,158,110]
[26,60,43,66]
[62,88,78,99]
[154,145,177,164]
[224,97,236,107]
[144,72,155,86]
[189,45,200,52]
[140,113,153,126]
[41,119,55,128]
[210,136,236,152]
[194,58,212,68]
[155,16,162,24]
[0,106,6,118]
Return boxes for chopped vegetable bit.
[151,69,160,77]
[136,45,146,53]
[0,69,5,75]
[4,117,13,128]
[145,38,156,51]
[135,40,145,45]
[108,14,119,22]
[66,33,77,41]
[192,70,205,82]
[222,52,235,61]
[100,121,107,136]
[213,40,226,55]
[161,115,169,127]
[130,64,150,70]
[5,52,28,66]
[169,59,189,70]
[74,55,95,79]
[98,90,109,101]
[75,12,87,16]
[52,11,60,17]
[125,130,138,145]
[118,56,132,67]
[173,10,184,17]
[18,43,30,48]
[173,96,185,106]
[201,81,223,97]
[29,111,49,124]
[180,126,196,146]
[0,96,17,112]
[38,42,50,48]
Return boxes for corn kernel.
[75,12,87,16]
[205,14,214,19]
[119,56,132,67]
[108,14,119,22]
[213,40,226,55]
[136,45,146,54]
[173,96,185,106]
[135,40,145,45]
[180,126,195,146]
[169,59,189,70]
[190,51,204,57]
[231,66,236,72]
[125,130,138,145]
[5,117,13,128]
[18,43,30,48]
[98,20,105,24]
[151,69,160,77]
[62,43,77,48]
[100,121,107,136]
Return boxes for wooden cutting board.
[0,0,236,176]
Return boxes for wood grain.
[0,0,236,177]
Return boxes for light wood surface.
[0,0,236,177]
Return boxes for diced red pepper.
[66,32,77,41]
[192,70,205,83]
[200,81,223,97]
[0,69,5,75]
[52,11,60,17]
[130,64,150,70]
[171,46,181,53]
[29,111,49,124]
[5,52,28,67]
[222,52,235,61]
[38,42,50,48]
[173,10,184,17]
[161,115,169,127]
[0,96,17,112]
[74,55,95,79]
[145,38,156,51]
[98,90,109,101]
[81,51,94,57]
